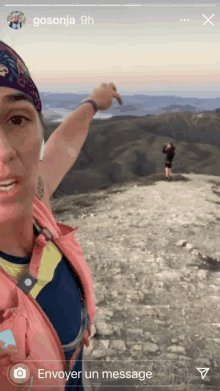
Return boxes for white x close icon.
[202,14,215,26]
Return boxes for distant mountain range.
[44,109,220,196]
[40,92,220,122]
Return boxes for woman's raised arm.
[42,83,122,199]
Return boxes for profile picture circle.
[7,11,26,30]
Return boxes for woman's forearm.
[43,103,95,198]
[53,102,95,142]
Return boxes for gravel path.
[52,174,220,390]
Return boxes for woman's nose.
[0,130,17,164]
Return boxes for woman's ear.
[39,138,45,161]
[38,113,45,161]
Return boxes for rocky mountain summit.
[51,173,220,390]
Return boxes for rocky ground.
[52,173,220,390]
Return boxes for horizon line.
[39,91,220,99]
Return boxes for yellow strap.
[30,241,63,298]
[0,257,28,281]
[0,241,63,299]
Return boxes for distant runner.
[162,142,175,181]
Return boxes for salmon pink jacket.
[0,196,96,390]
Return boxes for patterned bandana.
[0,41,42,113]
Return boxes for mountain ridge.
[43,109,220,197]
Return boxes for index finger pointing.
[113,92,123,106]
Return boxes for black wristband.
[81,99,98,114]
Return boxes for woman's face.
[0,87,41,223]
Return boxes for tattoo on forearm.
[37,176,44,200]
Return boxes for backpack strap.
[16,220,90,357]
[62,286,89,352]
[17,222,53,294]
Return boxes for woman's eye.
[9,116,30,126]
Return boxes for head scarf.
[0,41,42,113]
[0,41,44,160]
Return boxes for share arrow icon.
[197,368,210,379]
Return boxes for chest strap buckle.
[17,272,38,294]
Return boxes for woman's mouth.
[0,179,18,192]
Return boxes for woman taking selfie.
[0,40,122,390]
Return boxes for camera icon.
[9,363,30,384]
[14,367,27,379]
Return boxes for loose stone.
[131,344,143,351]
[92,349,107,359]
[167,346,186,354]
[176,240,187,247]
[143,342,159,353]
[198,270,208,280]
[110,340,126,351]
[96,323,114,336]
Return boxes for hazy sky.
[0,3,220,97]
